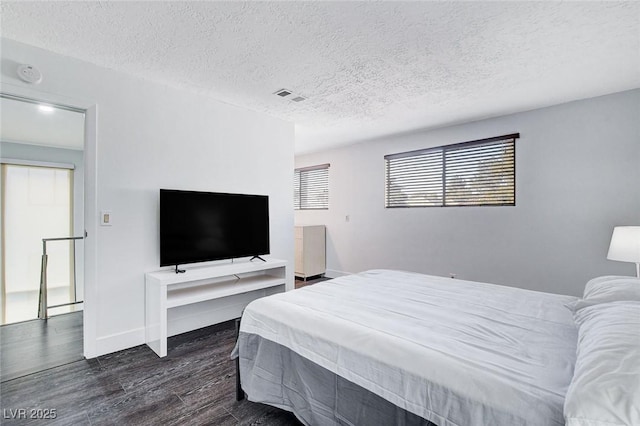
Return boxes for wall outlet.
[345,215,350,222]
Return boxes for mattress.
[236,269,579,426]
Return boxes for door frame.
[0,88,98,358]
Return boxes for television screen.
[160,189,270,267]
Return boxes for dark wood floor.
[294,275,330,289]
[1,312,84,382]
[0,281,331,424]
[1,319,301,425]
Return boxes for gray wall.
[295,89,640,297]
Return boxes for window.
[1,164,74,324]
[294,164,329,210]
[385,133,518,208]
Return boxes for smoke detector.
[17,64,43,84]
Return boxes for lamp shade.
[607,226,640,262]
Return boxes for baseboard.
[325,269,351,279]
[94,327,146,358]
[93,308,243,357]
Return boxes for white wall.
[296,89,640,297]
[1,38,295,357]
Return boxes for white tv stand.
[145,258,287,357]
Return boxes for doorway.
[1,163,78,324]
[0,94,86,381]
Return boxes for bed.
[232,270,640,426]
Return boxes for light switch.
[101,210,112,226]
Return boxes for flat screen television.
[160,189,270,271]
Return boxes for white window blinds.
[294,164,329,210]
[385,134,518,208]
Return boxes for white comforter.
[240,270,579,426]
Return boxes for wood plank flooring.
[294,275,330,289]
[1,319,301,425]
[1,312,84,382]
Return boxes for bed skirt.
[234,331,437,426]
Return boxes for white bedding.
[240,270,579,426]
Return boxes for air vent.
[274,89,308,103]
[274,89,292,97]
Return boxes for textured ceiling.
[1,2,638,154]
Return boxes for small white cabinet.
[294,225,326,280]
[145,258,287,357]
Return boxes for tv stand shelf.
[145,258,287,357]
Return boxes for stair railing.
[37,236,84,320]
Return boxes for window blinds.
[294,164,329,210]
[385,134,518,208]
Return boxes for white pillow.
[564,301,640,426]
[566,276,640,312]
[584,276,640,299]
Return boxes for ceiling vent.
[274,89,307,103]
[274,89,292,97]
